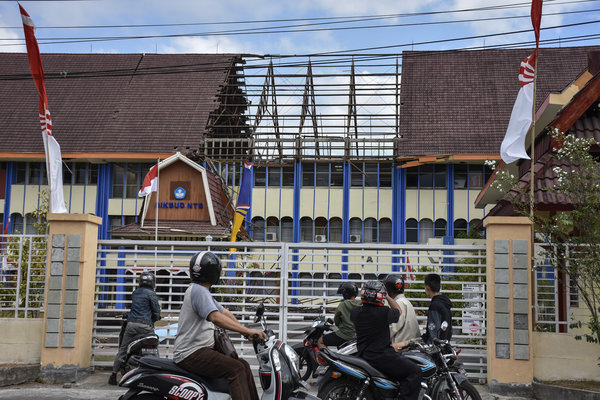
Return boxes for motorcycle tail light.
[316,353,327,366]
[304,339,310,346]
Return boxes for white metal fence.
[93,239,487,380]
[0,234,48,318]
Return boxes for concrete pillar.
[483,216,534,394]
[40,213,102,382]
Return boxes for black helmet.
[337,282,358,299]
[138,271,156,289]
[189,251,222,285]
[384,274,405,295]
[360,280,386,306]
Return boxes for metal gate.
[92,240,487,380]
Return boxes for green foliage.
[490,129,600,345]
[1,191,49,317]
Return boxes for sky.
[0,0,598,56]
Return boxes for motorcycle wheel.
[297,349,314,381]
[433,379,482,400]
[318,378,374,400]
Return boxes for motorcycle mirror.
[254,302,265,323]
[326,318,334,325]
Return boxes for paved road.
[0,371,525,400]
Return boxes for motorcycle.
[291,314,335,380]
[316,338,481,400]
[117,312,160,374]
[117,302,320,400]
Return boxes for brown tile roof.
[0,53,240,156]
[398,46,600,157]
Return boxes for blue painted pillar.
[291,161,301,302]
[2,162,14,232]
[341,163,350,279]
[95,164,112,240]
[246,162,255,237]
[392,164,406,272]
[443,164,455,273]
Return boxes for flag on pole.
[20,4,67,214]
[138,164,158,197]
[500,0,543,164]
[500,52,536,164]
[230,162,253,245]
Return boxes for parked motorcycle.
[316,338,481,400]
[117,302,319,400]
[291,314,335,380]
[117,312,160,375]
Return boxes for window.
[406,218,418,243]
[419,218,434,244]
[406,165,445,188]
[435,165,447,188]
[351,164,364,187]
[454,219,468,238]
[349,218,362,237]
[454,164,468,189]
[316,164,329,187]
[330,164,344,187]
[268,166,281,187]
[468,165,484,188]
[25,213,37,234]
[282,167,294,187]
[379,164,392,187]
[112,163,142,199]
[64,163,98,185]
[315,217,328,238]
[10,213,23,233]
[281,217,293,242]
[266,217,279,240]
[298,272,313,297]
[15,162,27,184]
[252,217,265,241]
[329,218,342,243]
[435,219,447,237]
[28,163,46,185]
[364,164,379,187]
[380,218,392,243]
[364,218,377,243]
[254,167,266,186]
[327,273,342,296]
[302,163,314,187]
[300,217,313,242]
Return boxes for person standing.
[383,274,421,349]
[422,273,453,344]
[173,251,267,400]
[109,271,161,385]
[351,281,422,400]
[318,281,361,349]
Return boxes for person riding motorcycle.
[109,271,161,385]
[350,280,422,400]
[383,274,421,349]
[317,281,361,350]
[173,251,267,400]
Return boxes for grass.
[543,380,600,392]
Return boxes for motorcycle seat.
[327,351,393,381]
[137,356,229,393]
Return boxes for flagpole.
[530,54,538,219]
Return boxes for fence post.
[40,213,101,383]
[483,216,534,396]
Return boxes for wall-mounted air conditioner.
[349,234,361,243]
[315,235,327,243]
[265,232,277,242]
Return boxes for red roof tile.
[0,53,240,155]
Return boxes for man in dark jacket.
[422,273,453,344]
[109,271,161,385]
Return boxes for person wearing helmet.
[109,271,161,385]
[173,251,267,400]
[422,273,453,344]
[384,274,421,349]
[317,281,361,350]
[350,280,422,400]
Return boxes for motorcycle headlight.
[284,344,300,379]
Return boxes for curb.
[533,381,600,400]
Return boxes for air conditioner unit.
[315,235,327,243]
[349,234,361,243]
[265,232,277,242]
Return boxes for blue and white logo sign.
[174,187,186,200]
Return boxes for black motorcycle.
[117,312,160,374]
[118,302,319,400]
[291,314,335,380]
[317,338,481,400]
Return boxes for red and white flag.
[20,5,67,213]
[138,164,158,197]
[500,52,536,164]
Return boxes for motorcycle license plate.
[142,348,158,355]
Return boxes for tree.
[489,128,600,344]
